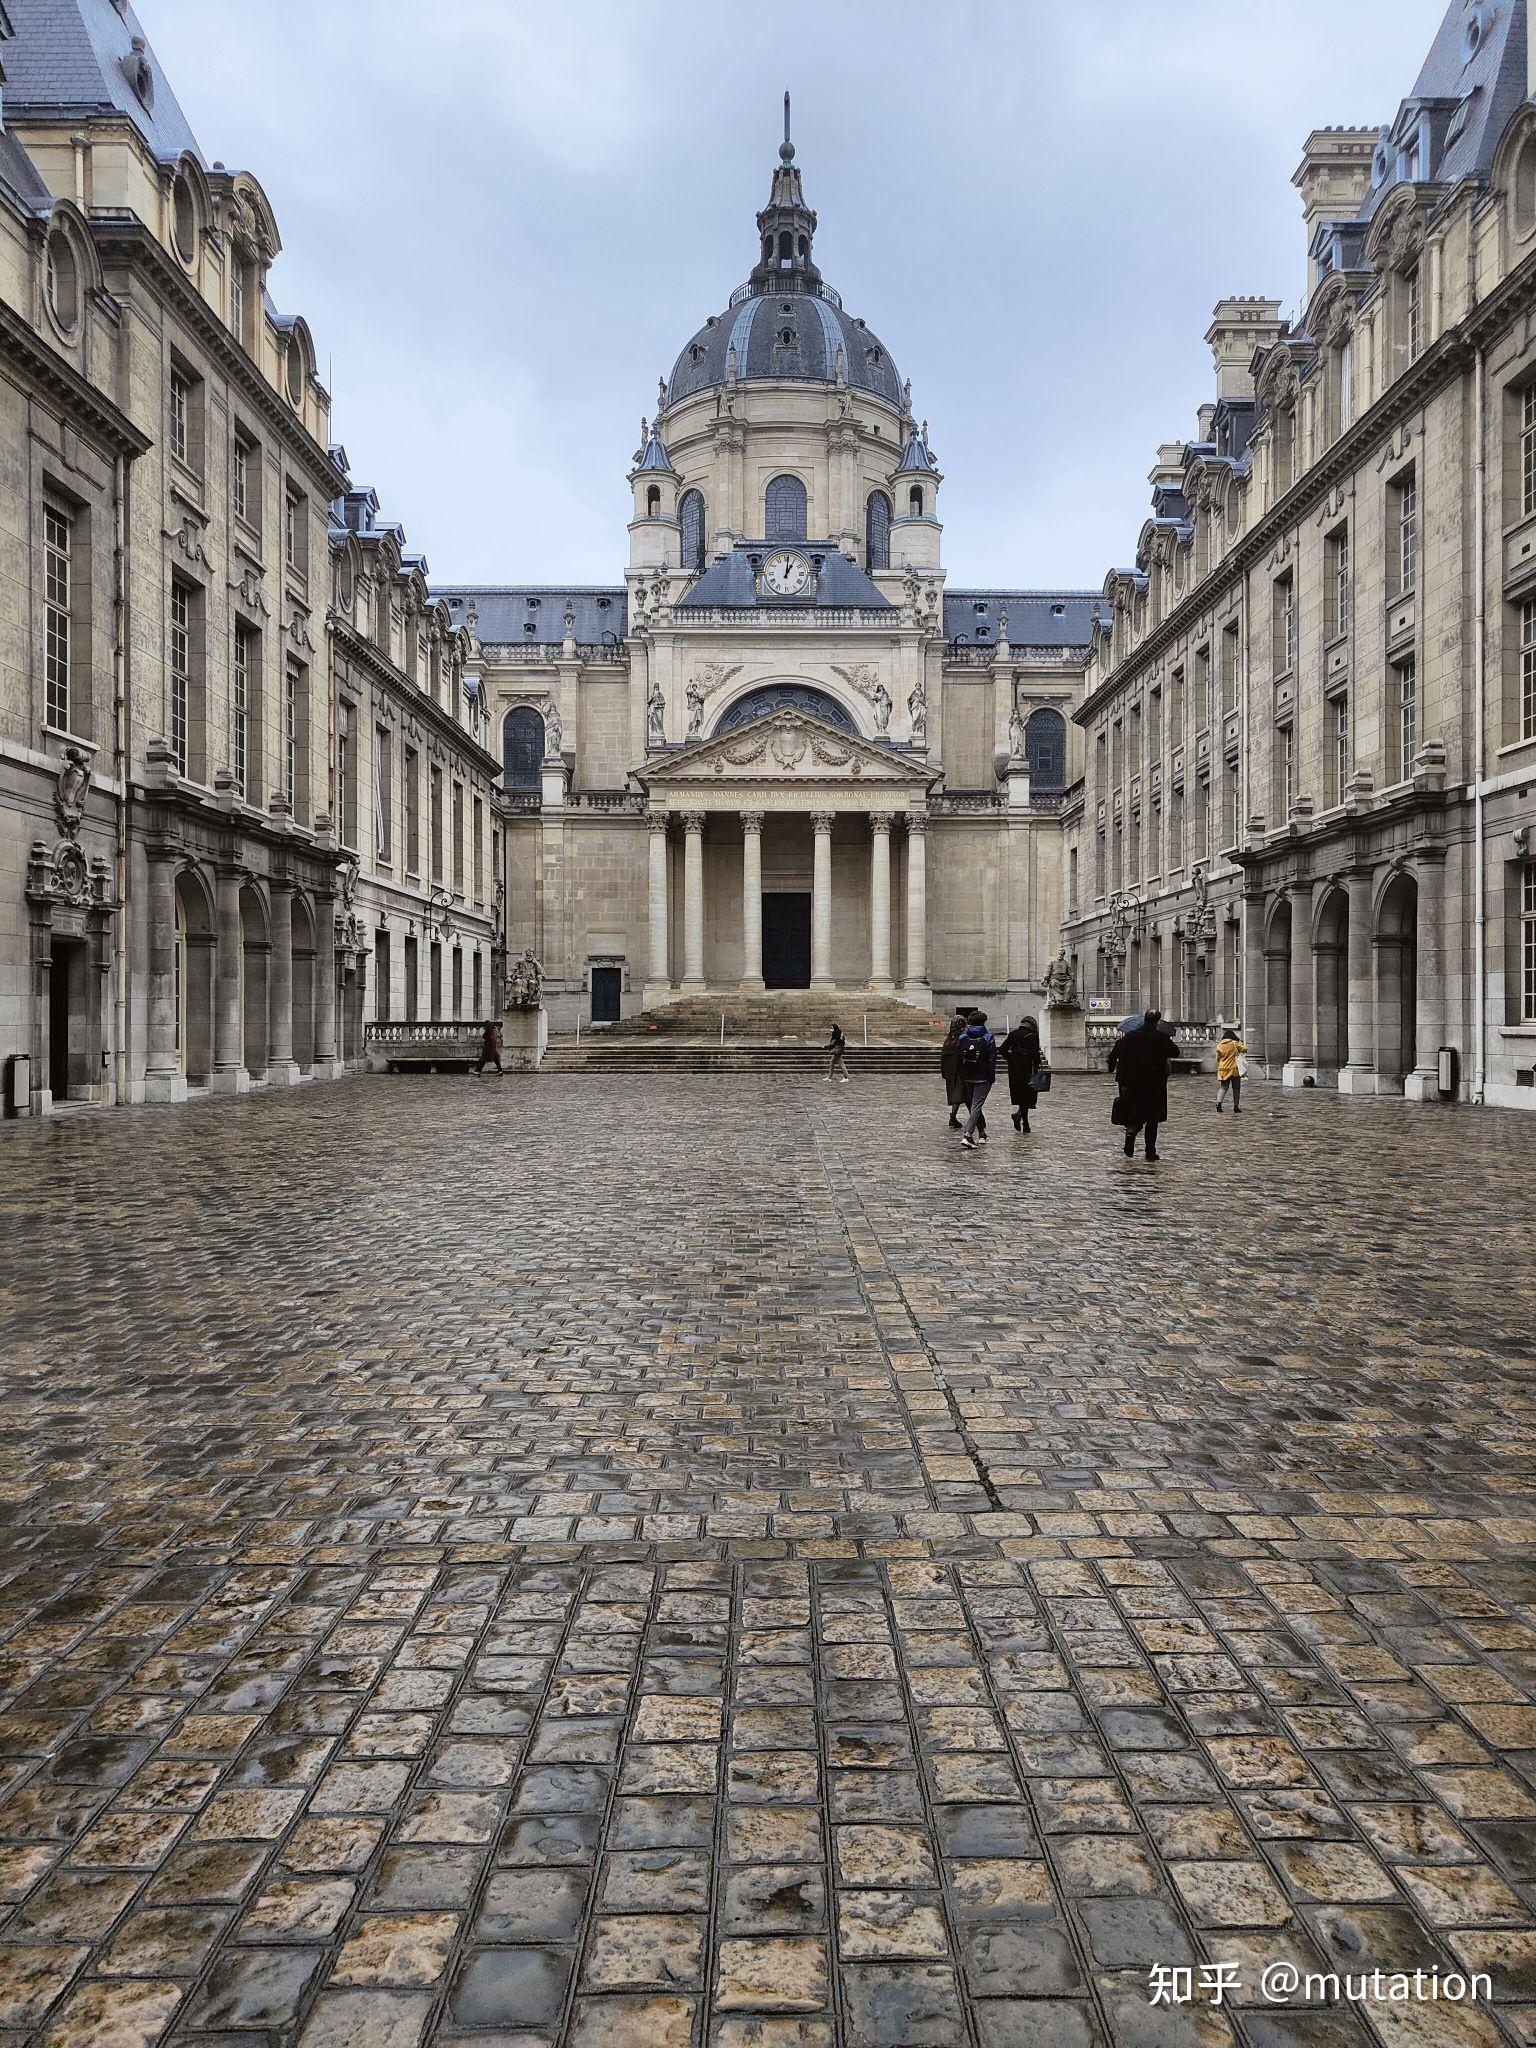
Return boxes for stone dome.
[665,285,903,409]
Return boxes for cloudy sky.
[145,0,1448,592]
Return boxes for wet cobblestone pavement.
[1,1073,1535,2048]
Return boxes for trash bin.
[1437,1045,1459,1100]
[4,1052,31,1118]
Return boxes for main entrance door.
[591,966,622,1023]
[762,892,812,989]
[48,938,85,1102]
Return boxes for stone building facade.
[438,110,1099,1029]
[1062,0,1536,1111]
[0,0,498,1113]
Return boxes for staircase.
[544,990,949,1074]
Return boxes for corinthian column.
[646,813,671,999]
[740,812,764,992]
[903,814,929,994]
[868,814,893,991]
[681,812,706,991]
[810,811,835,989]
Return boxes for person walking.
[999,1015,1043,1132]
[1107,1009,1178,1161]
[826,1020,851,1083]
[475,1018,504,1078]
[1215,1026,1247,1113]
[940,1010,971,1129]
[956,1011,997,1151]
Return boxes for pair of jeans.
[828,1049,849,1079]
[963,1080,992,1140]
[1218,1076,1241,1109]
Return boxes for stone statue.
[544,699,563,756]
[647,681,666,745]
[907,676,928,747]
[872,681,891,735]
[686,677,704,738]
[1008,704,1027,761]
[54,745,90,840]
[508,948,544,1009]
[1044,949,1078,1010]
[1191,861,1209,910]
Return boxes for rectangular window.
[337,701,353,850]
[403,934,418,1023]
[1522,598,1536,742]
[232,620,253,798]
[1394,471,1418,593]
[1221,760,1239,848]
[1195,644,1212,731]
[473,794,484,902]
[1168,784,1184,873]
[232,432,258,529]
[1220,621,1239,714]
[44,505,72,732]
[1272,574,1295,675]
[284,657,298,801]
[230,260,244,345]
[1094,829,1106,899]
[1404,264,1421,364]
[404,747,420,874]
[1068,846,1079,914]
[1195,774,1211,856]
[169,576,191,776]
[284,484,307,575]
[473,951,483,1016]
[1329,693,1350,806]
[1326,525,1351,640]
[1283,723,1296,811]
[169,366,190,466]
[1395,656,1418,779]
[452,780,465,893]
[451,947,463,1021]
[375,725,393,862]
[1522,386,1536,519]
[430,765,444,883]
[375,930,391,1024]
[1523,866,1536,1020]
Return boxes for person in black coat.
[998,1016,1042,1133]
[1106,1009,1179,1161]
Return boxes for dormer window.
[523,621,536,635]
[777,327,796,346]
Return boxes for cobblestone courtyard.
[1,1074,1535,2048]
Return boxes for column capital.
[867,813,894,837]
[647,811,670,835]
[681,810,707,835]
[739,810,764,834]
[907,813,929,836]
[809,810,835,834]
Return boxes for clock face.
[761,549,813,599]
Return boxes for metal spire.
[781,90,794,163]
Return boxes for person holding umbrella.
[1106,1009,1179,1161]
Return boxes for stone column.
[314,898,338,1076]
[1338,866,1377,1094]
[1405,848,1447,1101]
[1282,888,1316,1086]
[740,811,764,992]
[681,811,706,991]
[810,811,835,990]
[903,815,929,995]
[1242,889,1267,1070]
[267,878,298,1084]
[868,814,893,991]
[212,863,247,1093]
[144,846,186,1102]
[646,813,671,1000]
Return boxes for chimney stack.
[1205,298,1286,402]
[1292,128,1379,294]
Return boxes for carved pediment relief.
[636,708,931,789]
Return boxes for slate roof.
[0,121,50,210]
[437,587,629,645]
[943,592,1107,649]
[678,544,891,610]
[1357,0,1529,221]
[4,0,203,161]
[666,285,903,409]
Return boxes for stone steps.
[542,1042,941,1073]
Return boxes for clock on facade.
[758,549,815,600]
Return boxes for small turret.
[628,417,680,569]
[890,419,943,570]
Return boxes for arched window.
[1025,708,1067,792]
[865,490,892,571]
[765,473,807,542]
[908,485,924,517]
[646,484,661,517]
[714,683,856,735]
[679,489,706,575]
[503,707,545,789]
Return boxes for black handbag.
[1110,1094,1128,1126]
[1032,1063,1052,1093]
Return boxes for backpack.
[957,1029,991,1081]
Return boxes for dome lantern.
[750,92,821,292]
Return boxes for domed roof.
[666,287,903,408]
[664,97,903,412]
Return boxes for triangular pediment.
[635,709,935,789]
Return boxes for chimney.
[1205,298,1286,402]
[1292,127,1379,294]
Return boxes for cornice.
[88,217,343,498]
[331,615,499,781]
[0,298,150,460]
[1077,246,1536,727]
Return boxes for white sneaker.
[960,1136,975,1150]
[839,1076,849,1084]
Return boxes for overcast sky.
[144,0,1448,592]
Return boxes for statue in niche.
[647,682,666,744]
[686,677,705,738]
[871,681,891,734]
[907,676,928,747]
[544,699,563,756]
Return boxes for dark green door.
[762,893,812,989]
[591,966,622,1023]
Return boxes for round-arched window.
[714,684,856,735]
[1025,707,1068,792]
[286,337,305,407]
[908,484,924,517]
[172,175,197,262]
[679,489,707,576]
[865,490,892,572]
[45,230,79,332]
[503,706,545,789]
[646,484,661,517]
[1515,134,1536,238]
[765,473,807,542]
